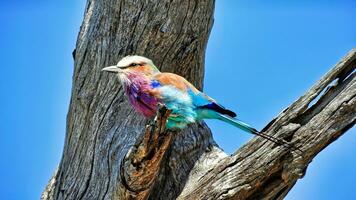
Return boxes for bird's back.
[151,73,236,128]
[151,73,198,128]
[153,73,199,92]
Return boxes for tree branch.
[177,49,356,200]
[42,1,217,199]
[42,0,354,199]
[119,106,173,199]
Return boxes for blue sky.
[0,1,355,200]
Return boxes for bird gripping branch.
[102,55,302,154]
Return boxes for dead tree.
[42,0,355,199]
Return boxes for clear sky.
[0,1,355,200]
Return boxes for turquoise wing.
[188,89,237,118]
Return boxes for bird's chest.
[124,81,159,118]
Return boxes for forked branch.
[119,106,174,200]
[177,49,356,200]
[117,50,355,200]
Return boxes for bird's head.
[102,55,159,77]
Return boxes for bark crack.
[160,0,191,68]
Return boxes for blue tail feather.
[217,114,303,155]
[217,114,258,134]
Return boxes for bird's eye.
[130,63,139,67]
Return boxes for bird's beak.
[101,66,122,73]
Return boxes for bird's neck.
[119,71,159,117]
[119,71,151,93]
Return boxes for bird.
[102,55,301,153]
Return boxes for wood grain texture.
[42,0,217,200]
[119,106,174,200]
[42,0,355,199]
[177,49,356,200]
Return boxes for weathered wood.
[42,0,355,199]
[42,0,217,200]
[177,49,356,200]
[119,106,173,200]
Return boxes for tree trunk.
[42,0,355,199]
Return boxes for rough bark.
[42,0,355,199]
[43,0,217,200]
[177,49,355,200]
[119,106,174,200]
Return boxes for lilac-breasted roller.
[102,55,299,151]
